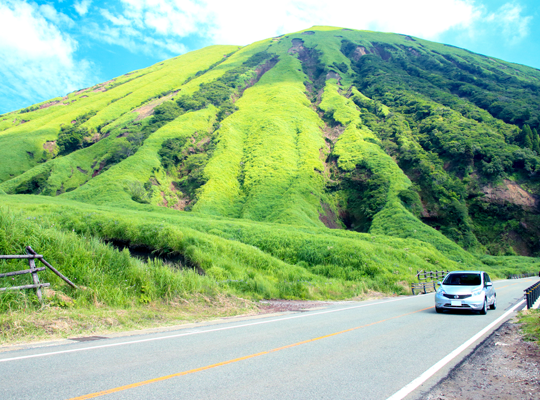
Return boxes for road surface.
[0,277,536,400]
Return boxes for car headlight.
[437,288,446,295]
[472,288,483,296]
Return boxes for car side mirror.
[437,281,442,286]
[486,282,493,287]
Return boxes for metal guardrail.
[525,280,540,309]
[507,272,538,279]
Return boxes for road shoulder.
[421,318,540,400]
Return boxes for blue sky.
[0,0,539,114]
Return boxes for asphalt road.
[0,277,537,400]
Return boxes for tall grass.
[0,207,219,312]
[2,195,539,311]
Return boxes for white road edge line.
[385,298,526,400]
[0,294,425,363]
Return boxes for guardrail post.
[524,281,540,309]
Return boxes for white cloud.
[206,0,479,44]
[84,22,186,59]
[95,0,479,48]
[486,3,532,43]
[0,0,95,112]
[90,0,536,63]
[39,4,74,26]
[74,0,92,17]
[100,9,131,26]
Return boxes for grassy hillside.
[1,26,540,317]
[2,195,538,306]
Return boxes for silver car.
[435,271,496,314]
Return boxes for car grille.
[443,303,471,307]
[443,294,472,299]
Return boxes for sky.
[1,0,539,114]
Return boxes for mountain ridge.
[1,25,539,286]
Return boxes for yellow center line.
[496,280,528,290]
[69,306,434,400]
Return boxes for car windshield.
[443,273,481,286]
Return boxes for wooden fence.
[411,270,449,295]
[0,246,77,302]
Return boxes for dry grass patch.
[0,293,256,345]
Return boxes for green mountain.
[1,26,539,307]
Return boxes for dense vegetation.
[1,27,539,314]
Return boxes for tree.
[57,125,85,154]
[521,125,534,149]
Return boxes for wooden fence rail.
[0,246,78,302]
[411,270,449,295]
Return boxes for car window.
[484,273,491,283]
[443,273,481,286]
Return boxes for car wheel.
[480,298,487,315]
[490,296,497,310]
[435,307,443,313]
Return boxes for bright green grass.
[1,26,540,313]
[3,195,538,299]
[194,40,329,227]
[0,45,240,184]
[478,254,540,276]
[0,206,219,312]
[0,201,369,308]
[518,309,540,343]
[320,81,483,266]
[61,107,217,205]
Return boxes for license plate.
[451,300,462,306]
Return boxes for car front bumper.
[435,293,484,311]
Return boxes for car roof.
[445,271,485,274]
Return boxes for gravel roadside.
[422,319,540,400]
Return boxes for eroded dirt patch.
[323,124,345,141]
[406,47,421,57]
[352,46,369,61]
[236,56,279,99]
[319,202,342,229]
[481,179,538,209]
[132,91,179,121]
[92,79,115,93]
[424,321,540,400]
[43,141,57,153]
[92,161,106,177]
[326,71,341,84]
[40,101,62,110]
[288,38,305,54]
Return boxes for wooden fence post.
[26,249,42,302]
